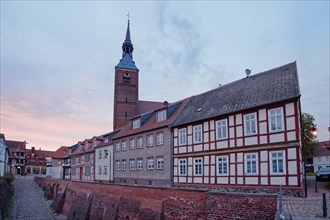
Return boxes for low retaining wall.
[35,177,278,220]
[0,180,13,220]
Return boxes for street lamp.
[302,127,317,198]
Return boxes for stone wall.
[35,177,277,220]
[0,180,13,220]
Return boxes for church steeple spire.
[122,13,133,58]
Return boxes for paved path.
[5,175,66,220]
[281,176,330,220]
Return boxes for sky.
[1,1,329,151]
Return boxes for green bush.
[3,172,15,183]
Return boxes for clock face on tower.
[123,72,131,84]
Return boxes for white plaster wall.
[173,138,178,147]
[237,164,243,175]
[270,177,285,185]
[288,148,297,160]
[229,127,235,138]
[173,128,178,137]
[194,177,203,183]
[216,141,228,149]
[269,133,285,143]
[230,164,235,175]
[237,138,243,147]
[260,135,267,144]
[204,177,209,184]
[260,151,268,161]
[288,161,297,174]
[204,144,209,151]
[259,122,267,134]
[217,177,229,184]
[229,116,234,126]
[188,135,192,145]
[286,117,296,130]
[287,132,296,141]
[237,153,243,163]
[259,109,266,121]
[210,131,215,142]
[236,126,243,137]
[230,139,235,147]
[194,145,202,152]
[210,120,215,130]
[204,122,209,131]
[204,133,209,142]
[236,114,242,125]
[245,177,258,185]
[237,177,243,184]
[285,103,295,116]
[210,142,215,150]
[230,177,235,184]
[179,147,186,153]
[288,176,298,185]
[245,136,258,146]
[260,162,268,175]
[261,177,268,185]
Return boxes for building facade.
[310,141,330,172]
[172,62,303,193]
[46,146,70,179]
[0,134,10,176]
[26,147,52,175]
[113,99,190,187]
[6,140,27,175]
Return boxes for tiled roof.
[313,141,330,157]
[114,98,191,139]
[138,100,164,115]
[172,62,300,127]
[95,130,120,148]
[115,53,139,71]
[50,146,70,158]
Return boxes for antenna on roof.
[245,69,252,78]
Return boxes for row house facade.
[309,141,330,172]
[171,62,303,194]
[6,140,27,175]
[46,146,70,179]
[70,136,104,182]
[112,99,190,187]
[26,147,52,174]
[94,131,119,183]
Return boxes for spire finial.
[127,13,130,24]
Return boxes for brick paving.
[5,175,66,220]
[281,176,330,220]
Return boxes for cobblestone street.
[281,176,330,220]
[5,175,66,220]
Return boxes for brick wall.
[35,177,277,220]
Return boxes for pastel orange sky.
[1,1,329,151]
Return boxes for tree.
[301,113,318,158]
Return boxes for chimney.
[163,101,169,107]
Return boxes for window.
[85,167,91,176]
[147,134,154,147]
[137,158,143,170]
[103,165,107,174]
[103,150,108,158]
[156,132,164,145]
[244,113,257,135]
[132,119,141,129]
[123,72,131,84]
[157,110,167,122]
[147,157,154,170]
[104,137,109,143]
[270,151,285,174]
[156,156,164,170]
[72,157,76,164]
[72,168,76,176]
[193,125,203,143]
[121,160,127,170]
[178,159,187,176]
[129,139,135,150]
[98,150,102,159]
[216,156,228,175]
[268,107,284,132]
[194,158,203,176]
[245,153,258,175]
[78,157,81,163]
[130,159,135,170]
[122,141,127,151]
[116,160,120,171]
[216,119,228,139]
[137,137,143,148]
[85,154,90,162]
[116,142,120,152]
[178,128,186,146]
[98,166,102,174]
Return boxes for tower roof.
[115,53,139,71]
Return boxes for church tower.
[113,18,139,130]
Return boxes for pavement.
[5,175,66,220]
[281,176,330,220]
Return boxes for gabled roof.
[95,130,120,148]
[115,53,139,71]
[313,141,330,157]
[50,146,70,158]
[172,62,300,127]
[114,98,191,139]
[138,100,164,115]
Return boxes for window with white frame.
[216,156,228,175]
[268,107,284,132]
[122,140,127,151]
[129,138,135,150]
[72,168,76,175]
[129,159,135,170]
[193,125,203,143]
[244,113,257,135]
[103,165,107,174]
[78,156,81,163]
[137,158,143,170]
[157,110,167,122]
[178,159,187,176]
[115,160,120,171]
[103,149,108,158]
[121,160,127,170]
[270,151,285,174]
[147,157,154,170]
[132,119,141,129]
[216,119,228,140]
[98,150,102,159]
[245,153,258,175]
[98,166,102,174]
[178,128,187,146]
[71,157,76,164]
[194,158,203,176]
[137,137,143,148]
[85,154,90,162]
[116,142,120,152]
[85,166,91,176]
[156,132,164,145]
[156,156,164,170]
[147,134,154,147]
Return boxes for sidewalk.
[281,176,330,220]
[5,175,66,220]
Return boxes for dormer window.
[157,110,167,122]
[132,118,140,129]
[123,72,131,84]
[104,137,109,143]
